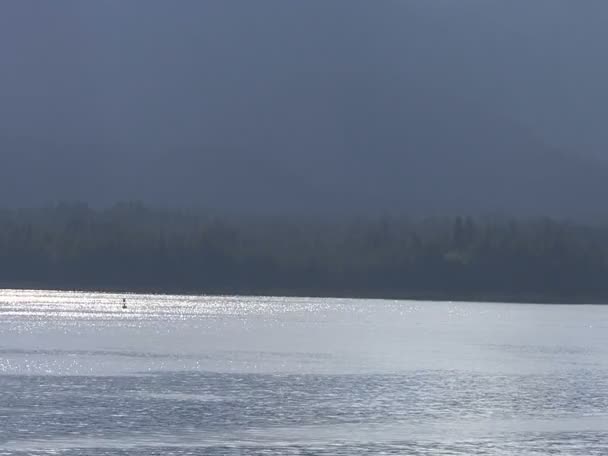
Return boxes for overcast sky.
[1,1,607,215]
[1,1,607,154]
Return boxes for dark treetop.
[1,203,606,303]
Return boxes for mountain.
[2,104,606,218]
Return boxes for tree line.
[0,202,607,302]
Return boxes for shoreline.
[1,282,605,305]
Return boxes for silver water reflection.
[0,290,607,455]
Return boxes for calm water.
[0,290,607,455]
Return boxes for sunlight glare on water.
[1,289,607,455]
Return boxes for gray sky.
[1,1,607,214]
[1,1,607,152]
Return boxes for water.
[0,290,607,455]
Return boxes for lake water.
[0,289,607,455]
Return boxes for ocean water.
[0,289,607,455]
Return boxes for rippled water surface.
[1,289,607,455]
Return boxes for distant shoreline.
[1,282,605,305]
[3,206,608,305]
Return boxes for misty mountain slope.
[1,101,607,218]
[1,1,608,216]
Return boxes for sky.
[1,1,607,152]
[1,1,607,214]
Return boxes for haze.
[1,1,607,216]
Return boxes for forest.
[0,202,607,303]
